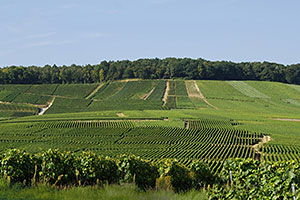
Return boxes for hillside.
[0,80,299,166]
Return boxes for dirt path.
[142,86,156,100]
[117,112,126,117]
[192,81,218,109]
[162,81,169,106]
[119,79,141,82]
[38,97,55,115]
[253,135,271,160]
[273,118,300,122]
[85,83,104,99]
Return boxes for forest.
[0,57,299,85]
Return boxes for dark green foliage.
[1,58,299,85]
[164,81,176,109]
[157,160,193,193]
[86,80,164,111]
[175,80,188,96]
[37,121,134,129]
[1,149,300,198]
[0,91,20,102]
[209,158,300,199]
[38,149,76,185]
[0,103,39,117]
[26,85,58,95]
[75,152,119,185]
[168,81,175,95]
[0,91,18,102]
[109,80,155,100]
[45,98,92,114]
[168,162,193,193]
[0,122,261,163]
[0,85,31,92]
[88,100,163,111]
[93,82,125,100]
[0,103,39,113]
[190,161,215,189]
[117,155,159,190]
[53,84,98,98]
[13,93,51,105]
[0,149,34,184]
[146,80,166,101]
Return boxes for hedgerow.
[0,149,214,192]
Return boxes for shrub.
[0,149,34,184]
[38,149,76,186]
[75,152,119,185]
[190,161,216,189]
[117,155,159,190]
[157,159,193,193]
[209,158,300,199]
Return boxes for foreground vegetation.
[0,183,207,200]
[0,148,299,199]
[0,79,299,198]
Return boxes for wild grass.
[0,181,207,200]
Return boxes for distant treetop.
[0,58,299,85]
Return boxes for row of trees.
[0,58,299,85]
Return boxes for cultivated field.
[0,80,299,170]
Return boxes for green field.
[0,80,299,167]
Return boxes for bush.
[117,155,159,190]
[169,162,193,193]
[190,161,215,189]
[157,159,193,193]
[209,158,300,199]
[0,149,34,184]
[38,149,76,186]
[75,152,119,185]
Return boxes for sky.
[0,0,300,67]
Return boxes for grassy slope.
[196,80,300,146]
[53,84,99,98]
[89,80,164,111]
[1,80,300,148]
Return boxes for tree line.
[0,58,299,85]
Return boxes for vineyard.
[261,144,300,161]
[0,80,298,116]
[0,118,265,174]
[0,80,299,198]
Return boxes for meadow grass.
[0,181,207,200]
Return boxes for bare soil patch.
[38,97,55,115]
[253,135,271,160]
[117,112,126,117]
[192,81,218,109]
[162,81,169,106]
[119,79,141,82]
[142,86,156,100]
[85,84,104,99]
[273,118,300,122]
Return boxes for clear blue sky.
[1,0,299,67]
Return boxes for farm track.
[272,118,300,122]
[117,113,126,117]
[38,97,55,115]
[85,84,104,99]
[162,81,170,106]
[192,81,218,109]
[119,79,141,82]
[142,85,156,100]
[253,135,271,160]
